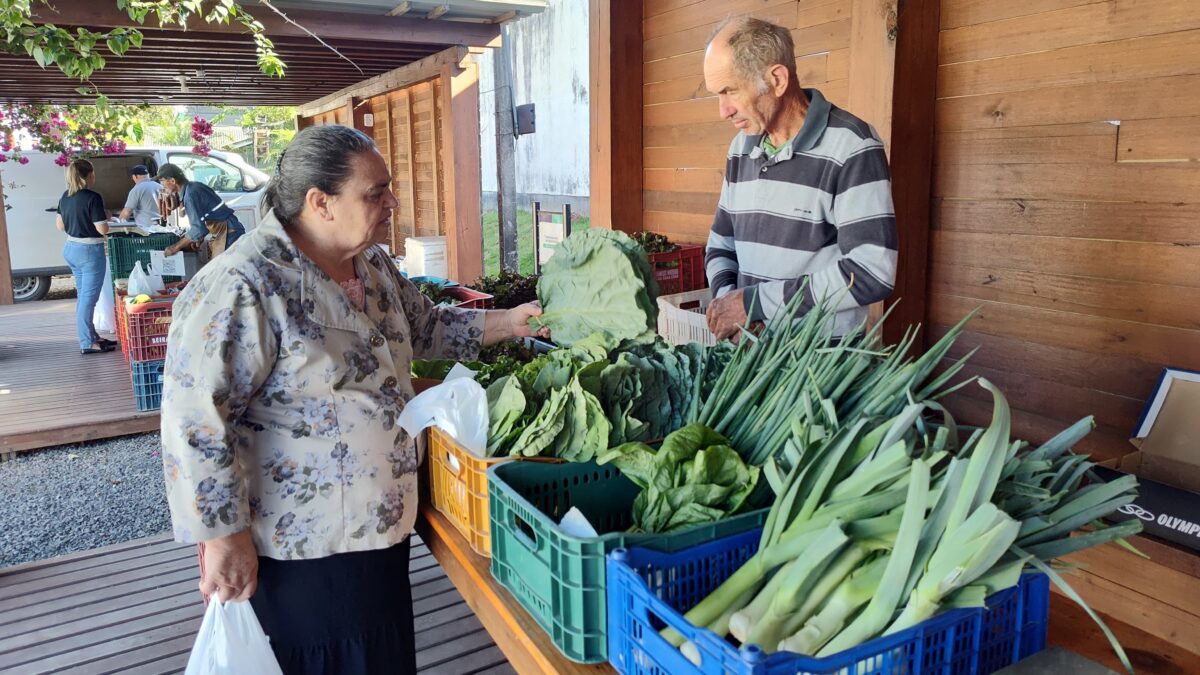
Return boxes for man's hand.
[199,529,258,603]
[707,288,748,341]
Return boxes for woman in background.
[56,159,115,355]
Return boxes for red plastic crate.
[441,286,494,309]
[648,244,706,296]
[125,299,176,362]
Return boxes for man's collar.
[746,88,832,161]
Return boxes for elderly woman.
[56,159,117,355]
[160,125,545,673]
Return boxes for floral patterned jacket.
[160,210,484,560]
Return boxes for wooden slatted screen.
[641,0,853,244]
[930,0,1200,464]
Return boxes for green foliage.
[472,270,539,309]
[532,228,659,346]
[0,1,285,87]
[598,423,760,533]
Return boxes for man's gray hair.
[710,16,797,94]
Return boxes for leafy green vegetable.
[473,270,540,309]
[532,229,658,345]
[597,423,760,533]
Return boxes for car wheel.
[13,275,52,302]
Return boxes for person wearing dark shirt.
[56,159,116,355]
[156,163,245,258]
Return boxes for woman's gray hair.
[264,124,377,223]
[710,16,797,95]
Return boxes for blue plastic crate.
[606,528,1049,675]
[131,359,166,412]
[409,275,459,287]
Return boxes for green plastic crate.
[107,233,183,282]
[487,460,768,664]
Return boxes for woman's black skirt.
[249,539,416,675]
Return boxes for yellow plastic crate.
[427,426,559,557]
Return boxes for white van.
[2,147,269,301]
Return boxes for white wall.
[478,0,589,206]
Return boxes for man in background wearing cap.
[157,163,245,258]
[117,164,162,229]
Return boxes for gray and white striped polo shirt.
[705,88,898,337]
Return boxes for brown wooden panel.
[644,119,735,147]
[1118,116,1200,163]
[930,263,1200,331]
[644,144,728,169]
[939,0,1200,64]
[644,50,835,105]
[935,128,1117,164]
[940,0,1103,30]
[933,198,1200,246]
[931,325,1159,402]
[935,161,1200,204]
[644,166,724,192]
[642,1,798,62]
[939,30,1200,98]
[819,78,849,107]
[790,19,852,58]
[643,74,711,106]
[1063,544,1200,626]
[644,0,706,19]
[930,231,1200,289]
[935,74,1200,131]
[643,189,720,215]
[825,47,849,80]
[643,0,798,40]
[937,359,1143,439]
[642,209,714,243]
[1052,568,1200,656]
[931,292,1200,369]
[943,391,1134,461]
[1049,594,1199,673]
[644,50,705,84]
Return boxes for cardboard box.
[1096,368,1200,552]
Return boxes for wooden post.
[493,34,519,273]
[440,56,483,284]
[848,0,938,347]
[588,0,642,235]
[430,81,444,236]
[0,176,13,305]
[404,88,420,245]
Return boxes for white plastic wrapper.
[397,363,488,458]
[184,599,283,675]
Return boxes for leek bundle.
[666,379,1141,673]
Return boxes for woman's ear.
[305,187,333,220]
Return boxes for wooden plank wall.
[297,80,447,256]
[930,0,1200,461]
[641,0,853,245]
[367,80,447,255]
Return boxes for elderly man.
[117,164,162,228]
[157,163,246,258]
[703,17,897,340]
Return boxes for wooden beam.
[405,88,420,247]
[430,82,444,236]
[0,177,13,305]
[29,0,500,46]
[847,0,938,346]
[440,56,483,284]
[588,0,643,234]
[298,47,467,117]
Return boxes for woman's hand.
[507,302,551,339]
[199,529,258,602]
[482,302,551,346]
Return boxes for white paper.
[558,507,599,538]
[150,249,187,277]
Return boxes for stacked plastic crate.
[107,233,182,412]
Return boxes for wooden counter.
[418,505,1194,675]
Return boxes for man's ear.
[769,63,790,97]
[305,187,332,220]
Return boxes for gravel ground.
[0,432,170,568]
[46,275,77,300]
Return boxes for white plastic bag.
[184,599,284,675]
[397,364,488,458]
[93,263,115,333]
[127,260,165,296]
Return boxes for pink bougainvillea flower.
[18,156,29,164]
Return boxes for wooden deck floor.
[0,299,159,456]
[0,533,511,675]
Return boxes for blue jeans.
[63,241,107,349]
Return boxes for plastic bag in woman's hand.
[184,599,284,675]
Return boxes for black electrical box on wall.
[515,103,536,135]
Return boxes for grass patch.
[481,209,590,278]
